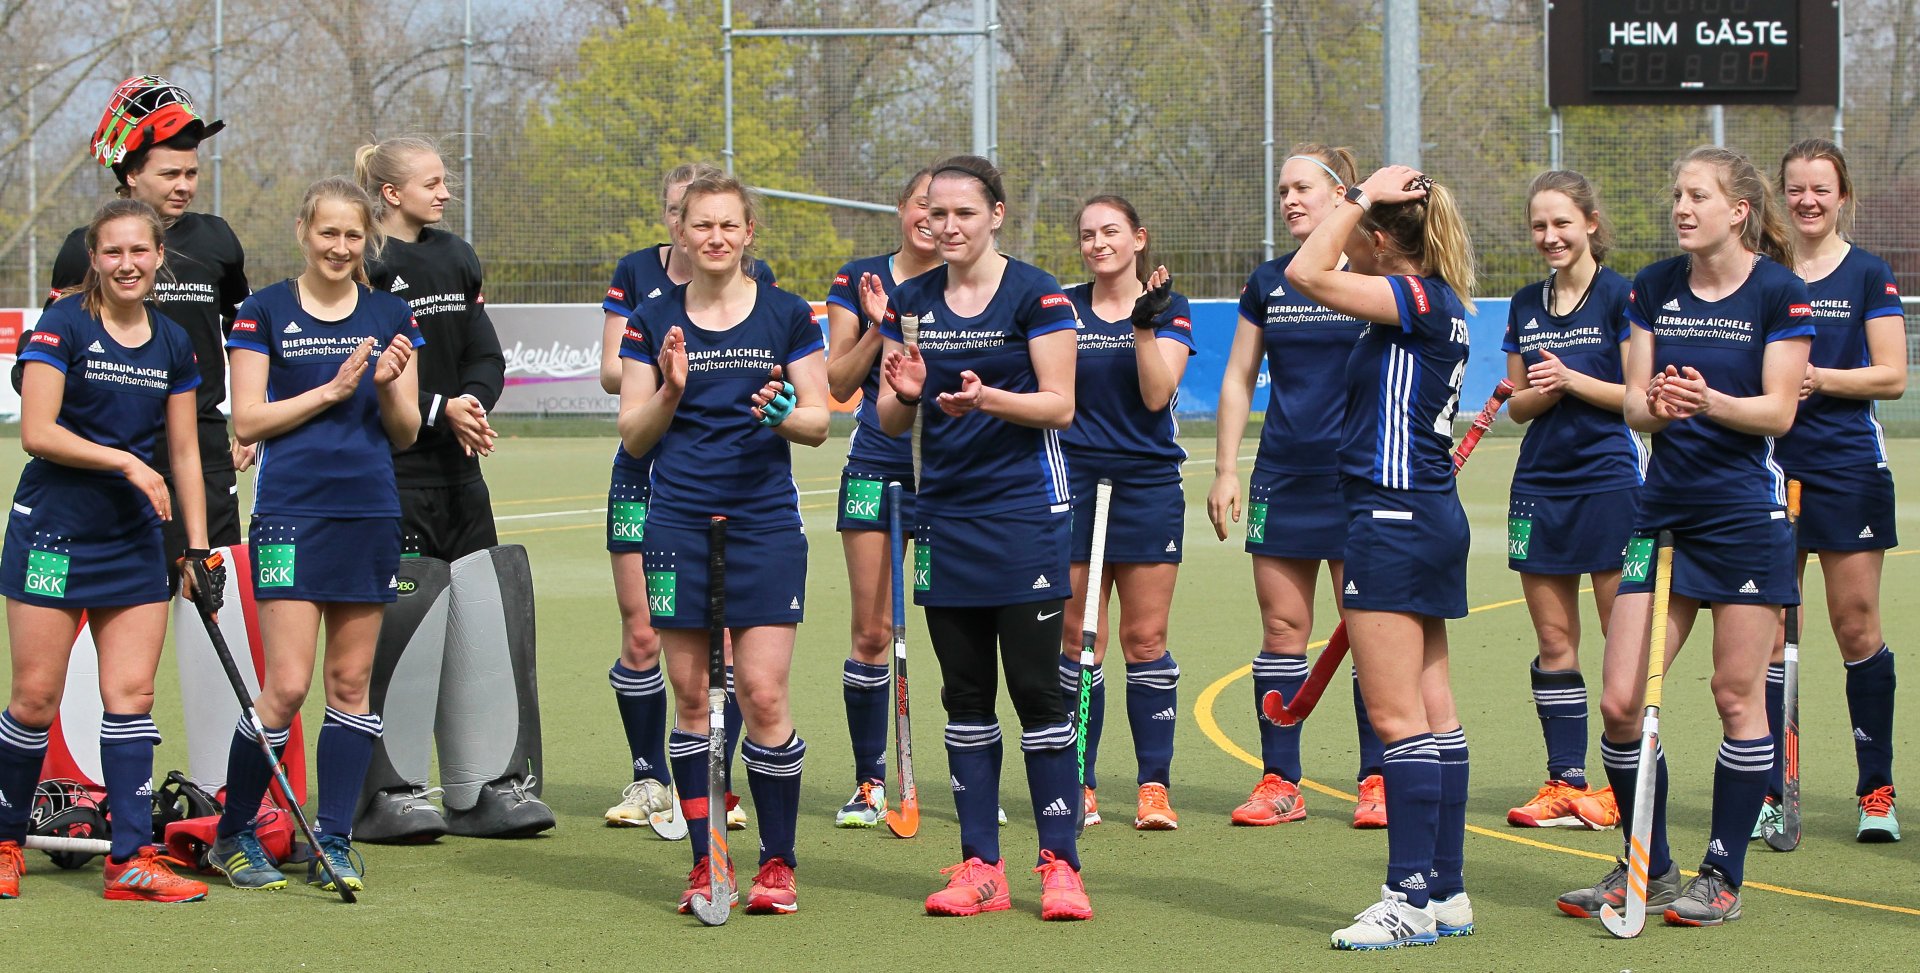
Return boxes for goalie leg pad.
[354,556,452,844]
[439,545,554,837]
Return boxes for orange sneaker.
[925,857,1011,916]
[1034,850,1092,920]
[0,840,22,899]
[1353,774,1388,829]
[1508,780,1589,828]
[103,847,208,903]
[745,857,797,915]
[1573,785,1621,830]
[677,855,737,914]
[1134,783,1179,830]
[1082,787,1101,826]
[1232,773,1305,826]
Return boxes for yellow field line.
[1193,581,1920,919]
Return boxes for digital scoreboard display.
[1589,1,1798,93]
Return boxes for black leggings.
[924,601,1068,731]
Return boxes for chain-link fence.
[1,0,1915,403]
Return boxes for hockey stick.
[1601,529,1676,939]
[688,517,733,926]
[187,551,355,903]
[882,482,921,838]
[1262,378,1515,727]
[1766,479,1803,852]
[25,834,111,855]
[1073,479,1114,836]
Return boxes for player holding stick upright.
[1287,164,1477,949]
[823,166,939,828]
[1501,171,1638,832]
[215,178,423,894]
[1556,146,1812,928]
[1056,196,1193,831]
[1209,146,1388,830]
[618,173,828,916]
[1763,139,1906,845]
[862,155,1089,920]
[0,200,212,903]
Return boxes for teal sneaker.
[1751,796,1781,841]
[209,829,288,891]
[1858,786,1901,843]
[835,780,886,828]
[308,834,366,892]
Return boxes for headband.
[1286,154,1345,189]
[931,164,1004,205]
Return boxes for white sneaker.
[606,779,671,827]
[835,781,887,828]
[727,800,749,831]
[997,805,1009,827]
[1331,885,1439,950]
[1431,891,1474,937]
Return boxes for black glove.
[181,548,225,613]
[1130,275,1174,329]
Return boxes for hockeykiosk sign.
[1547,0,1839,106]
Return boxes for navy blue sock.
[1023,722,1081,870]
[1433,727,1469,899]
[723,666,742,796]
[100,713,162,861]
[1251,653,1306,781]
[842,659,890,787]
[669,729,713,863]
[1531,661,1590,787]
[0,710,51,844]
[1354,670,1386,780]
[216,719,290,839]
[315,708,381,840]
[1704,735,1773,886]
[1058,656,1104,789]
[1764,662,1786,798]
[1380,734,1441,908]
[610,661,669,783]
[742,734,806,866]
[1845,647,1896,795]
[1602,736,1672,876]
[945,721,1002,865]
[1125,652,1180,786]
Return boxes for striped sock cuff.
[100,713,162,745]
[724,667,736,694]
[742,736,806,777]
[1602,737,1665,770]
[842,659,891,690]
[1058,658,1103,693]
[1383,734,1440,764]
[1766,663,1786,686]
[1125,653,1180,690]
[667,729,710,759]
[609,661,665,696]
[1252,654,1309,679]
[0,710,51,751]
[1020,721,1077,752]
[1433,727,1468,756]
[1844,645,1893,669]
[235,717,291,749]
[324,707,383,739]
[1717,736,1774,774]
[944,721,1002,750]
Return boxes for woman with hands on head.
[616,172,827,917]
[862,154,1090,922]
[210,177,422,897]
[1286,162,1478,949]
[1556,146,1812,929]
[0,199,212,903]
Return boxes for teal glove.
[757,381,797,427]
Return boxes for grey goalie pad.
[437,544,543,812]
[355,556,453,821]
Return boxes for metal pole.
[723,0,735,174]
[1262,0,1274,261]
[463,0,474,241]
[971,0,990,157]
[1549,109,1562,169]
[1832,0,1845,147]
[1710,104,1725,147]
[27,79,37,298]
[987,0,998,160]
[1382,0,1420,167]
[1544,2,1559,170]
[212,0,223,217]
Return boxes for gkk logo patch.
[1621,536,1654,584]
[844,479,882,522]
[1247,502,1268,544]
[913,542,930,592]
[611,501,648,542]
[1507,517,1532,560]
[25,549,69,598]
[256,544,295,588]
[645,570,676,615]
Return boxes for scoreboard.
[1547,0,1840,106]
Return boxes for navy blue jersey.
[1626,256,1815,507]
[1502,267,1646,495]
[1058,282,1194,463]
[1339,275,1472,491]
[1778,247,1904,472]
[602,243,776,318]
[619,280,823,530]
[1237,254,1369,475]
[879,258,1078,517]
[826,252,915,470]
[226,281,425,518]
[18,296,200,472]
